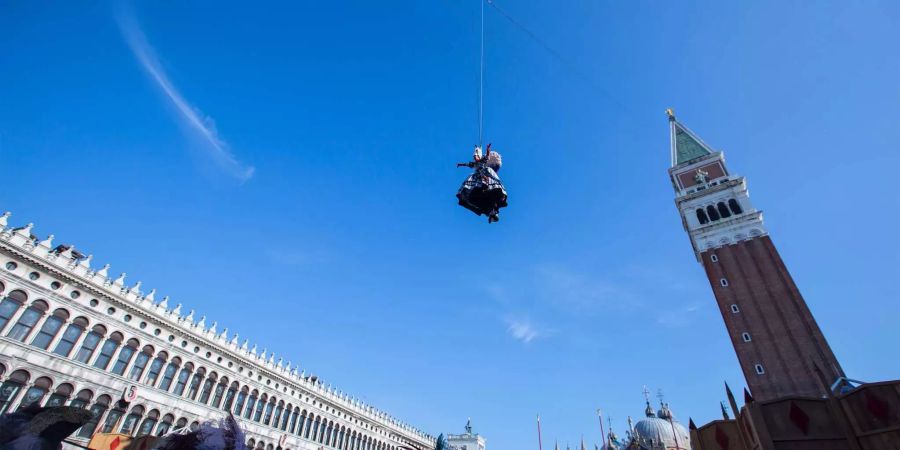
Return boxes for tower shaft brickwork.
[667,112,843,401]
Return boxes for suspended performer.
[456,143,508,223]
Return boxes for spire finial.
[642,385,656,418]
[666,108,676,121]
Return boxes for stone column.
[119,347,140,380]
[8,381,33,412]
[86,337,111,368]
[45,319,70,353]
[69,328,90,360]
[19,311,48,344]
[2,305,29,336]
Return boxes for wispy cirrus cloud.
[505,317,550,344]
[117,9,254,182]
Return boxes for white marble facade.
[0,212,434,450]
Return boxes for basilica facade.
[0,213,435,450]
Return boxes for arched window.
[211,377,227,408]
[233,386,249,416]
[129,346,154,381]
[325,421,333,444]
[158,357,181,392]
[286,405,296,432]
[298,410,307,436]
[45,382,74,407]
[349,432,356,449]
[53,316,88,357]
[100,400,128,433]
[77,394,111,438]
[304,413,313,438]
[145,352,168,387]
[190,421,200,432]
[0,369,30,413]
[18,376,51,410]
[31,307,69,349]
[7,300,48,342]
[199,372,216,405]
[120,404,145,435]
[172,362,194,396]
[74,325,106,364]
[717,202,731,218]
[288,408,300,434]
[156,414,175,436]
[93,331,124,370]
[112,338,140,375]
[188,367,205,400]
[264,398,276,425]
[244,389,258,419]
[696,208,709,225]
[729,199,743,215]
[0,290,27,334]
[339,427,346,449]
[174,417,188,431]
[706,205,720,221]
[253,394,267,422]
[272,400,284,429]
[222,381,239,411]
[317,419,325,443]
[248,439,256,449]
[69,389,93,409]
[137,409,159,437]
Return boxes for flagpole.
[537,415,544,450]
[596,410,606,448]
[668,416,682,450]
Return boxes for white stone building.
[0,212,435,450]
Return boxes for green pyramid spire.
[668,110,714,166]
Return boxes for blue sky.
[2,1,899,448]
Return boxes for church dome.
[633,403,691,449]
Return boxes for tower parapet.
[667,111,767,261]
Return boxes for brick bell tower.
[666,110,844,401]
